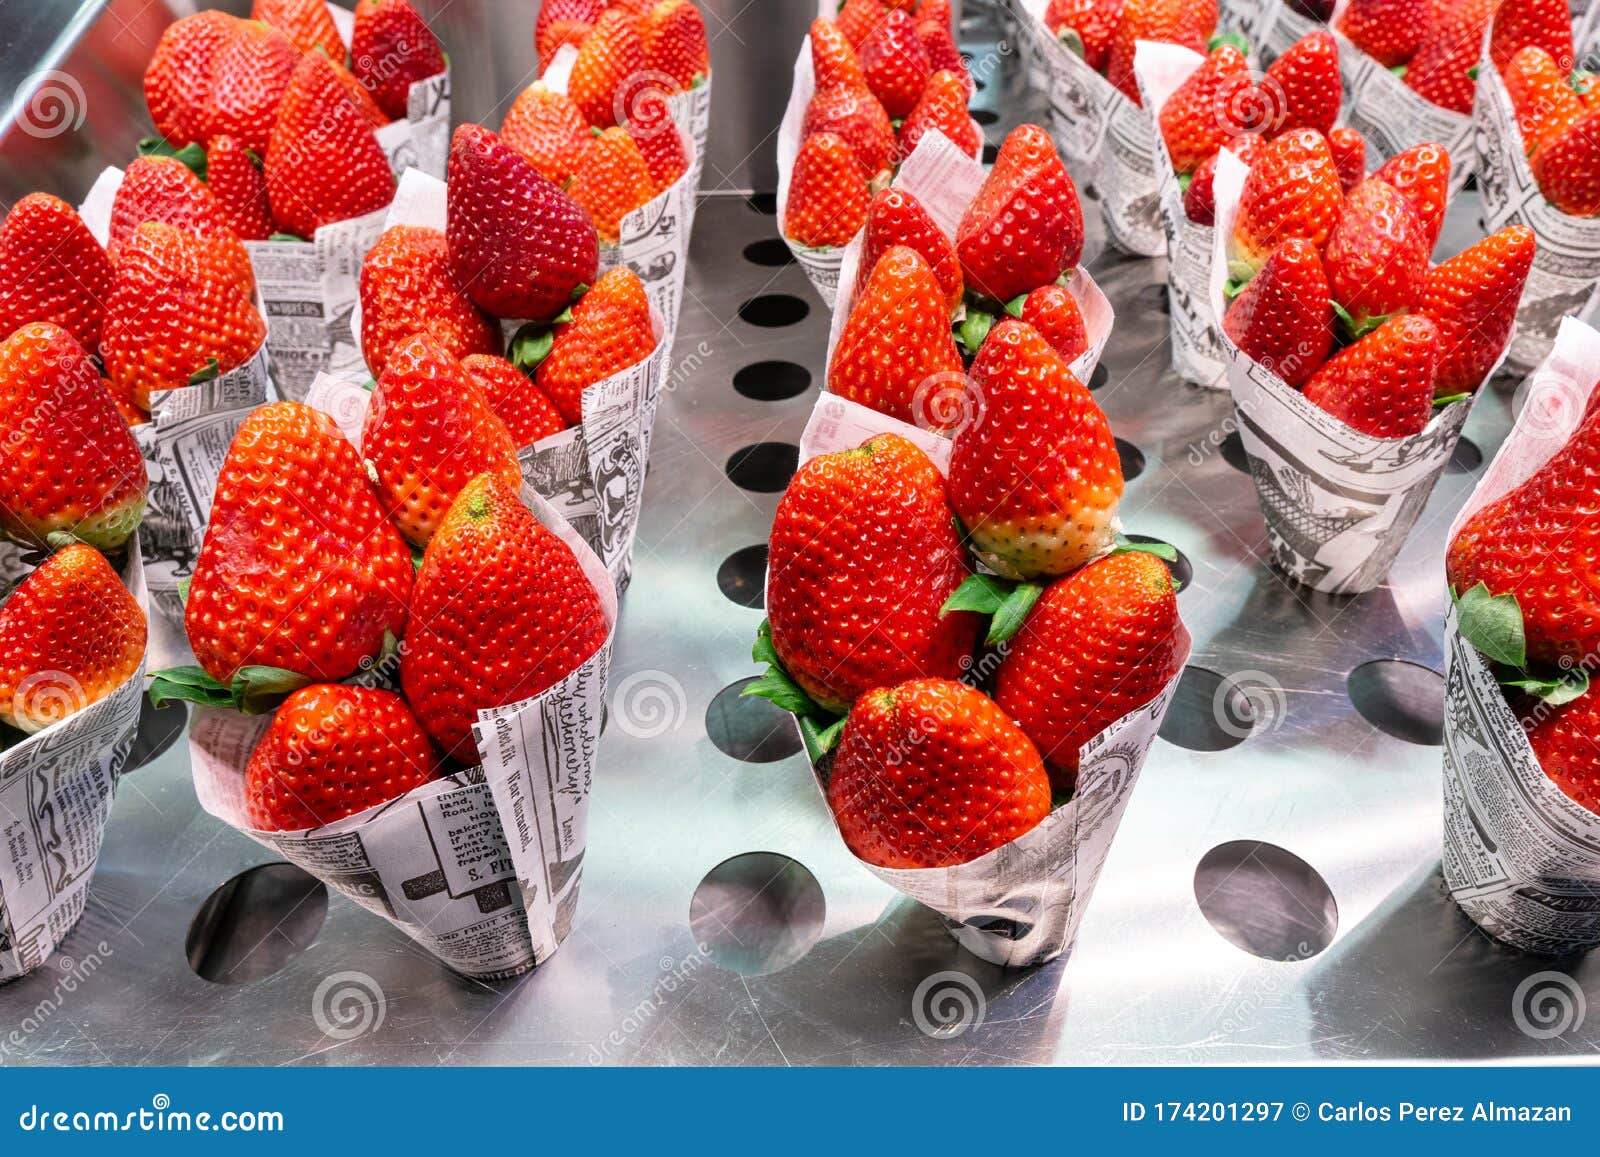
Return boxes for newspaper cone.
[1210,150,1485,595]
[1442,316,1600,955]
[0,542,148,984]
[1246,0,1324,62]
[1017,0,1165,256]
[189,483,616,979]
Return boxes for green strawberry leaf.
[1177,171,1193,192]
[1207,31,1250,55]
[410,545,426,572]
[508,322,557,371]
[987,581,1044,645]
[268,231,307,243]
[188,358,221,386]
[232,666,312,715]
[1332,301,1389,341]
[1004,293,1028,319]
[44,530,83,550]
[1433,392,1471,407]
[244,148,263,168]
[176,576,191,605]
[147,666,235,710]
[799,714,847,763]
[138,138,208,182]
[1057,27,1086,59]
[1113,533,1178,562]
[1466,63,1480,80]
[959,309,995,355]
[1455,582,1526,669]
[1503,665,1590,706]
[1390,65,1407,79]
[570,283,589,303]
[692,72,707,89]
[745,619,846,756]
[940,572,1011,616]
[742,665,815,716]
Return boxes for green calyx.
[138,137,208,182]
[1057,27,1086,59]
[147,664,312,715]
[743,619,846,762]
[1207,32,1250,56]
[1332,301,1387,341]
[941,573,1045,646]
[956,308,995,355]
[189,358,221,386]
[1454,582,1588,704]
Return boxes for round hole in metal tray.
[1448,436,1483,474]
[742,238,795,268]
[689,851,825,975]
[1145,283,1171,314]
[1158,666,1264,751]
[1220,429,1253,474]
[1088,362,1109,391]
[733,359,811,401]
[738,294,809,328]
[706,678,804,763]
[982,142,999,165]
[717,544,769,609]
[971,107,1000,125]
[1116,438,1146,481]
[1347,659,1445,746]
[725,442,800,492]
[1121,534,1192,591]
[1194,840,1338,961]
[745,192,777,215]
[127,696,186,771]
[186,863,328,984]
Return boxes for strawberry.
[534,267,658,424]
[0,193,113,354]
[265,52,397,239]
[200,20,298,155]
[1372,142,1451,251]
[765,434,977,713]
[1420,224,1535,395]
[463,354,570,447]
[625,89,690,191]
[1322,177,1430,336]
[811,17,866,89]
[1302,315,1439,437]
[917,17,969,83]
[837,0,889,48]
[783,132,872,248]
[1530,109,1600,216]
[251,0,344,58]
[446,123,599,322]
[827,246,963,424]
[1108,0,1211,105]
[403,472,609,760]
[109,156,254,299]
[802,83,897,177]
[101,223,266,413]
[948,319,1121,580]
[1328,127,1367,192]
[1229,128,1343,278]
[1158,44,1256,174]
[1503,47,1585,156]
[1221,238,1334,387]
[956,123,1084,302]
[245,685,442,831]
[0,545,144,734]
[206,135,274,242]
[1524,692,1600,815]
[502,82,592,185]
[859,9,932,119]
[360,225,497,379]
[1489,0,1575,76]
[640,0,711,89]
[995,551,1183,789]
[325,54,392,129]
[1265,30,1340,138]
[568,126,658,244]
[855,187,962,312]
[0,325,144,551]
[898,68,980,159]
[570,9,648,128]
[363,333,523,547]
[1019,284,1089,364]
[1182,133,1261,225]
[537,0,605,67]
[185,401,412,685]
[143,11,239,149]
[353,0,447,120]
[1337,0,1428,68]
[827,678,1050,868]
[1046,0,1122,73]
[1404,0,1495,113]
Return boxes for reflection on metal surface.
[706,678,803,764]
[1194,840,1338,961]
[733,359,811,401]
[1347,659,1446,747]
[716,543,768,609]
[725,441,799,492]
[690,852,825,976]
[186,864,328,985]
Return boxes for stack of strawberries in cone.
[1492,0,1600,216]
[783,0,977,250]
[1046,0,1218,104]
[1339,0,1492,114]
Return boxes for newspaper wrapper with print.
[1442,317,1600,955]
[0,543,148,985]
[791,394,1188,967]
[78,168,273,643]
[1210,150,1488,595]
[1473,24,1600,373]
[777,37,984,307]
[188,482,616,979]
[1245,0,1323,63]
[1018,0,1165,256]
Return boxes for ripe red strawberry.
[568,127,658,244]
[859,9,932,119]
[1158,44,1255,174]
[502,82,592,185]
[995,551,1184,789]
[837,0,889,48]
[827,678,1050,869]
[1108,0,1212,105]
[570,9,648,127]
[251,0,344,57]
[948,320,1120,579]
[917,17,969,83]
[1046,0,1123,73]
[802,83,897,177]
[1302,315,1439,437]
[463,354,570,447]
[0,325,144,551]
[245,685,441,831]
[1019,285,1089,364]
[360,226,497,379]
[1524,692,1600,815]
[811,17,867,89]
[186,401,412,685]
[110,156,254,299]
[898,68,980,160]
[199,20,297,155]
[1222,238,1334,387]
[783,132,872,248]
[1328,127,1367,193]
[855,187,961,311]
[1489,0,1575,76]
[1372,142,1450,251]
[326,54,392,129]
[403,472,609,760]
[1265,30,1340,137]
[144,11,239,149]
[352,0,447,120]
[1504,47,1585,156]
[1229,128,1343,277]
[1420,224,1536,394]
[640,0,711,89]
[535,267,658,424]
[206,135,274,242]
[1322,177,1430,335]
[1337,0,1428,68]
[956,123,1084,302]
[101,222,266,413]
[0,193,113,354]
[0,545,144,734]
[828,246,963,424]
[625,88,690,191]
[537,0,605,67]
[1531,109,1600,216]
[766,434,977,713]
[265,53,397,239]
[363,333,523,547]
[1182,133,1261,225]
[446,123,599,322]
[1404,0,1495,113]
